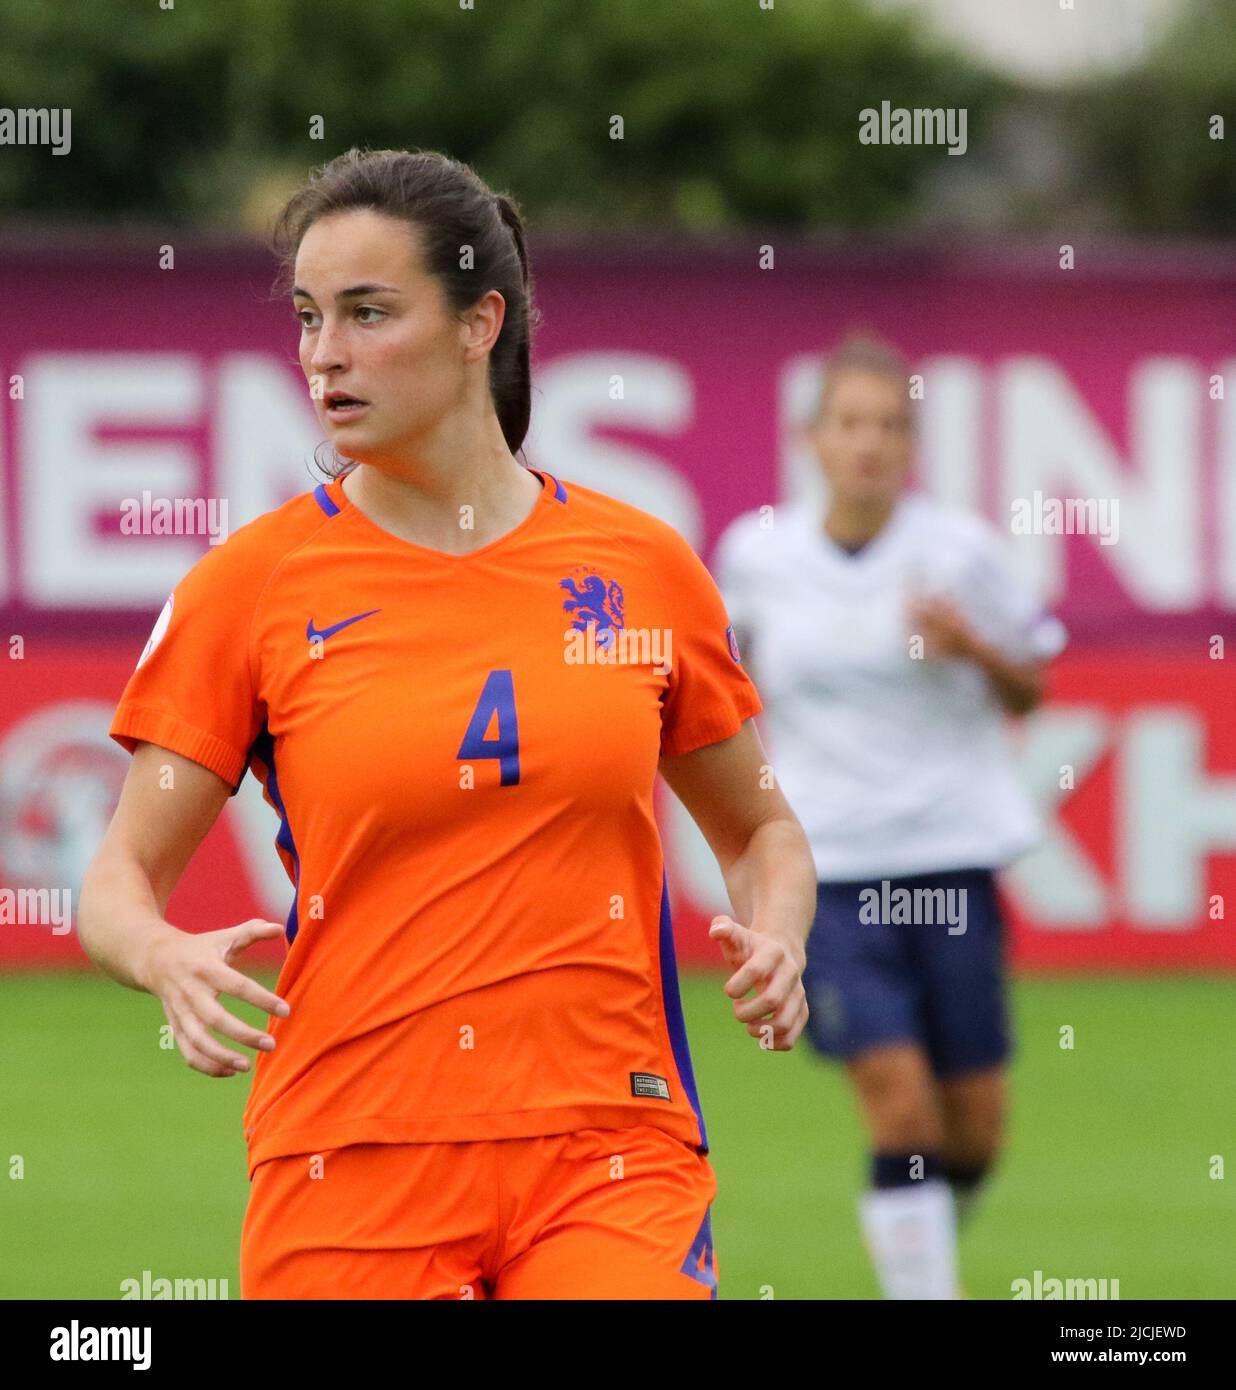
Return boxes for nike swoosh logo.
[306,608,382,642]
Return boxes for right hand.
[141,918,291,1078]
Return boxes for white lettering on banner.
[778,353,828,513]
[782,354,1217,613]
[993,709,1236,929]
[0,349,1230,612]
[916,356,984,513]
[1219,358,1236,604]
[531,352,702,547]
[999,357,1200,608]
[215,354,324,528]
[678,706,1236,933]
[1,697,1230,946]
[1123,712,1236,925]
[1001,710,1111,925]
[22,354,204,604]
[671,710,1112,929]
[10,349,705,604]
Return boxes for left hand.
[710,915,808,1051]
[907,594,978,661]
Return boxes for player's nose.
[308,320,348,375]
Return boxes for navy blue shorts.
[801,867,1011,1078]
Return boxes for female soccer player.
[716,332,1066,1300]
[78,148,816,1301]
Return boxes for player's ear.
[460,289,505,360]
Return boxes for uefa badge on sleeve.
[136,594,174,669]
[725,623,741,663]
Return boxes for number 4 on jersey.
[457,669,520,785]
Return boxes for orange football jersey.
[109,467,762,1175]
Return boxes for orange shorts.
[240,1125,718,1300]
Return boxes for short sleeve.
[954,524,1069,663]
[109,540,267,793]
[656,527,764,757]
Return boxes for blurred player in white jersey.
[716,332,1066,1299]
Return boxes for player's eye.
[355,305,385,323]
[295,307,320,329]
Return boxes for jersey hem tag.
[630,1072,671,1101]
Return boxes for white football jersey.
[714,492,1067,881]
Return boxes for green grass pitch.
[1,969,1231,1299]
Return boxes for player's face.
[292,209,470,462]
[809,369,913,507]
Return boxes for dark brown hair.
[811,329,913,427]
[272,147,540,476]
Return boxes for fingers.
[197,992,277,1053]
[145,920,291,1078]
[232,917,286,942]
[709,916,750,970]
[161,996,229,1077]
[160,996,250,1077]
[207,959,290,1020]
[161,964,280,1076]
[910,594,956,619]
[217,920,290,1017]
[908,598,972,660]
[223,918,286,956]
[731,952,798,1022]
[742,988,809,1052]
[717,926,809,1050]
[724,932,789,1000]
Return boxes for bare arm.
[80,744,232,989]
[79,743,289,1075]
[659,719,816,1049]
[908,595,1046,716]
[963,638,1045,716]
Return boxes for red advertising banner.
[2,645,1231,971]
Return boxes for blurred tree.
[1064,0,1236,235]
[0,0,999,234]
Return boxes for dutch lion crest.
[559,566,625,649]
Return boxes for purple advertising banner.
[0,236,1234,644]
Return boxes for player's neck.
[342,452,540,556]
[821,496,897,549]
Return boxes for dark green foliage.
[0,0,1000,232]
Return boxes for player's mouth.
[324,391,369,421]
